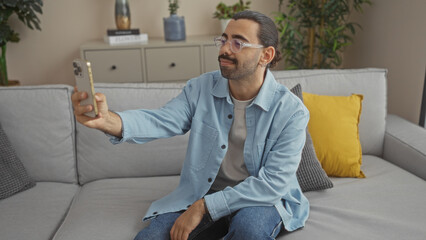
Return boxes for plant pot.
[163,14,186,41]
[220,19,231,33]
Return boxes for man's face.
[218,19,263,81]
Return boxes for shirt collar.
[211,69,278,112]
[252,70,277,112]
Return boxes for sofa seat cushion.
[277,155,426,239]
[53,176,180,240]
[0,182,79,240]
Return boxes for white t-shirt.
[211,95,253,191]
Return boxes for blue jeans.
[134,206,284,240]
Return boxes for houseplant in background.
[213,0,251,32]
[163,0,186,41]
[275,0,371,70]
[0,0,43,86]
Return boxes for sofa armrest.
[383,114,426,180]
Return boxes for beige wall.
[6,0,278,86]
[343,0,426,124]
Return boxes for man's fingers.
[71,87,92,117]
[183,232,189,240]
[171,222,190,240]
[171,223,180,240]
[71,91,88,104]
[74,104,93,116]
[95,92,104,101]
[170,226,175,240]
[178,229,189,240]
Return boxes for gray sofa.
[1,68,426,240]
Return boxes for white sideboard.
[80,35,219,83]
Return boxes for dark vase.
[163,14,186,41]
[115,0,131,30]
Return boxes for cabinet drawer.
[203,45,219,73]
[84,49,143,83]
[145,46,201,82]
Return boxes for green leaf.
[3,0,17,8]
[333,25,345,34]
[31,2,43,14]
[333,40,338,51]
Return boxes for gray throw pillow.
[290,84,333,192]
[0,122,36,200]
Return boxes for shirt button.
[208,178,213,183]
[153,211,158,215]
[228,114,233,119]
[221,145,226,149]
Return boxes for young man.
[72,10,309,240]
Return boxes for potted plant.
[0,0,43,86]
[163,0,186,41]
[213,0,251,32]
[275,0,371,70]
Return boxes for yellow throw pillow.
[302,92,365,178]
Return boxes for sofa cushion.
[303,92,365,178]
[52,176,180,240]
[0,122,35,200]
[76,83,188,184]
[290,84,333,192]
[277,155,426,239]
[273,68,387,157]
[0,85,77,183]
[0,182,79,240]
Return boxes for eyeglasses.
[214,36,264,53]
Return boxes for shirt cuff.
[106,111,125,144]
[106,133,124,144]
[204,191,231,221]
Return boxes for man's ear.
[260,46,275,67]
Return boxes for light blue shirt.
[110,70,310,232]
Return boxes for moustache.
[218,54,237,64]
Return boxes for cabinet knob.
[111,65,117,70]
[170,62,176,68]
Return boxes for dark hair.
[233,10,282,68]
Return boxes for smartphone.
[73,59,98,118]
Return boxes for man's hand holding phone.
[71,87,123,138]
[71,59,123,138]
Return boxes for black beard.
[218,54,238,79]
[218,54,258,80]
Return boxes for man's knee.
[134,224,171,240]
[226,225,274,240]
[225,207,283,240]
[133,212,181,240]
